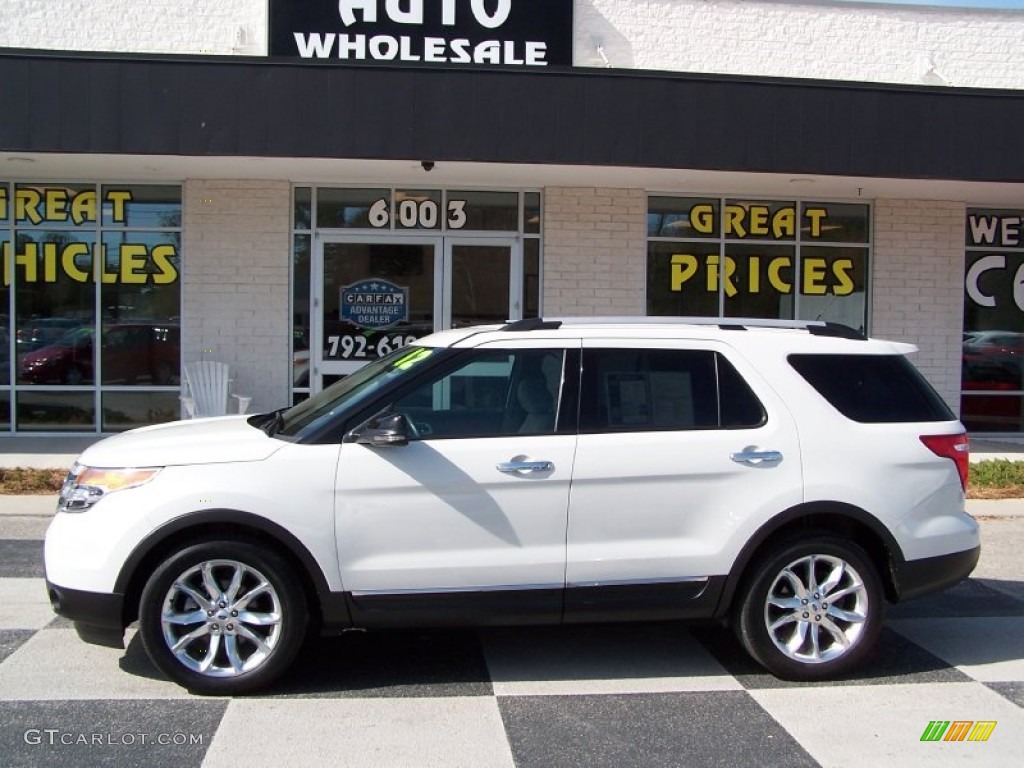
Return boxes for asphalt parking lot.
[0,496,1021,767]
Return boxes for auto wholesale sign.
[268,0,574,67]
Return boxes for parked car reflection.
[18,323,180,385]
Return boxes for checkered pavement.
[1,518,1022,768]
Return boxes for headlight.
[57,463,161,513]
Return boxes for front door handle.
[730,449,783,466]
[497,459,554,474]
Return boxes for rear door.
[564,339,803,620]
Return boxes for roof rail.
[500,316,865,340]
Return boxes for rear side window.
[788,354,955,423]
[580,348,765,432]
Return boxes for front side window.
[579,348,765,433]
[391,348,565,439]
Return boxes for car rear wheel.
[734,536,883,680]
[139,540,307,695]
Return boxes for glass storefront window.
[447,191,518,231]
[0,182,182,433]
[962,208,1024,432]
[646,196,870,328]
[317,188,390,229]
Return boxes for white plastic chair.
[181,361,252,418]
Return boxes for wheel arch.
[714,501,904,620]
[115,509,351,631]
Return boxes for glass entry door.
[314,235,520,390]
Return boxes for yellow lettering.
[749,256,760,293]
[105,190,132,223]
[119,244,149,284]
[774,208,796,239]
[690,204,715,235]
[44,190,69,223]
[707,255,721,292]
[749,206,769,236]
[723,205,746,238]
[803,258,828,295]
[95,246,118,284]
[42,242,59,282]
[833,259,855,296]
[670,254,698,291]
[0,187,7,220]
[768,257,792,294]
[15,189,42,225]
[804,207,828,238]
[62,243,90,282]
[722,256,737,297]
[71,190,97,225]
[15,242,38,282]
[151,245,179,284]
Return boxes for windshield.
[274,346,441,439]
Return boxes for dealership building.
[1,0,1024,435]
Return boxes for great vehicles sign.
[269,0,573,67]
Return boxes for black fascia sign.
[268,0,574,68]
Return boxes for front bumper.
[891,545,981,602]
[45,580,126,649]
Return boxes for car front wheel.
[734,536,883,680]
[139,540,308,695]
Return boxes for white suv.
[44,318,980,694]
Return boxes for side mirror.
[348,411,412,447]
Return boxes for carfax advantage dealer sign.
[269,0,574,67]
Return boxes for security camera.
[421,160,435,172]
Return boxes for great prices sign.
[269,0,574,67]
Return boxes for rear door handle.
[730,450,783,466]
[497,460,554,474]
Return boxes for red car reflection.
[18,324,180,385]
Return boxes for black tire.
[139,540,308,695]
[733,535,883,681]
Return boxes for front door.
[334,343,576,625]
[314,235,520,390]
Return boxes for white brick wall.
[542,187,647,316]
[182,180,291,413]
[871,198,966,410]
[0,0,266,55]
[4,1,1024,89]
[578,0,1024,89]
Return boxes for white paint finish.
[750,681,1024,766]
[0,578,56,630]
[335,435,578,592]
[481,623,742,695]
[890,617,1024,682]
[577,0,1024,89]
[0,628,192,700]
[203,698,515,768]
[0,0,266,55]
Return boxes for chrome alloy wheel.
[763,554,869,664]
[159,559,283,677]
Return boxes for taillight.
[920,433,969,492]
